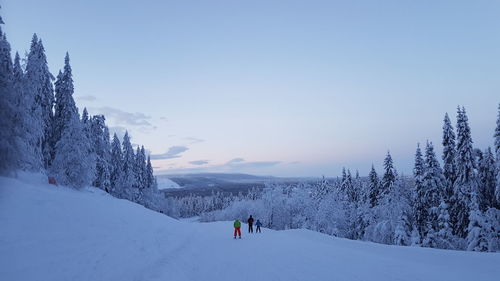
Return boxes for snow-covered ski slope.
[1,174,499,281]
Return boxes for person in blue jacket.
[255,219,262,233]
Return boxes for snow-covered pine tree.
[452,106,479,238]
[413,143,426,242]
[341,167,347,192]
[17,36,43,171]
[442,113,457,199]
[368,165,379,207]
[346,169,358,203]
[312,176,330,204]
[421,141,446,247]
[365,175,412,245]
[466,209,490,252]
[81,107,91,139]
[51,113,95,188]
[140,146,148,187]
[381,151,396,196]
[90,115,111,192]
[110,133,123,195]
[146,155,155,188]
[102,126,112,188]
[80,107,96,164]
[478,147,496,211]
[12,52,38,171]
[435,200,455,249]
[25,35,54,169]
[121,131,137,195]
[495,103,500,208]
[134,145,145,188]
[0,23,17,174]
[52,53,78,164]
[424,142,446,209]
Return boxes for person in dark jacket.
[255,219,262,233]
[247,215,254,233]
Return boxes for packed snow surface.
[1,174,499,281]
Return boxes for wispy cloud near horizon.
[156,157,282,175]
[189,160,209,165]
[89,106,156,131]
[150,146,189,160]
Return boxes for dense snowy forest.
[173,109,500,252]
[1,7,499,252]
[0,11,165,211]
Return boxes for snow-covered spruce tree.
[368,165,380,207]
[452,107,479,238]
[435,200,455,249]
[341,168,357,203]
[52,53,78,164]
[12,52,38,171]
[0,22,18,174]
[381,151,396,196]
[467,208,490,252]
[423,143,446,209]
[120,131,138,199]
[346,169,359,203]
[478,147,496,211]
[495,103,500,208]
[81,107,91,141]
[421,141,447,247]
[133,145,146,189]
[90,115,111,192]
[483,208,500,251]
[413,143,426,242]
[145,155,155,188]
[140,146,148,187]
[51,113,95,188]
[342,168,368,240]
[341,167,348,192]
[442,113,457,198]
[312,176,331,204]
[25,35,54,169]
[365,176,412,245]
[110,133,123,195]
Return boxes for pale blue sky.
[3,0,499,177]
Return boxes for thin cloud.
[156,158,282,174]
[226,158,280,168]
[89,106,155,130]
[189,160,209,165]
[184,137,205,144]
[150,146,189,160]
[227,158,245,164]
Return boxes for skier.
[233,219,242,239]
[247,215,254,233]
[256,219,262,233]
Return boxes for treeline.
[181,107,500,252]
[0,10,164,211]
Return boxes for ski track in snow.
[1,175,500,281]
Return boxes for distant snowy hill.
[1,174,499,281]
[155,175,181,190]
[159,173,312,196]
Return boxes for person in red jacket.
[247,215,254,233]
